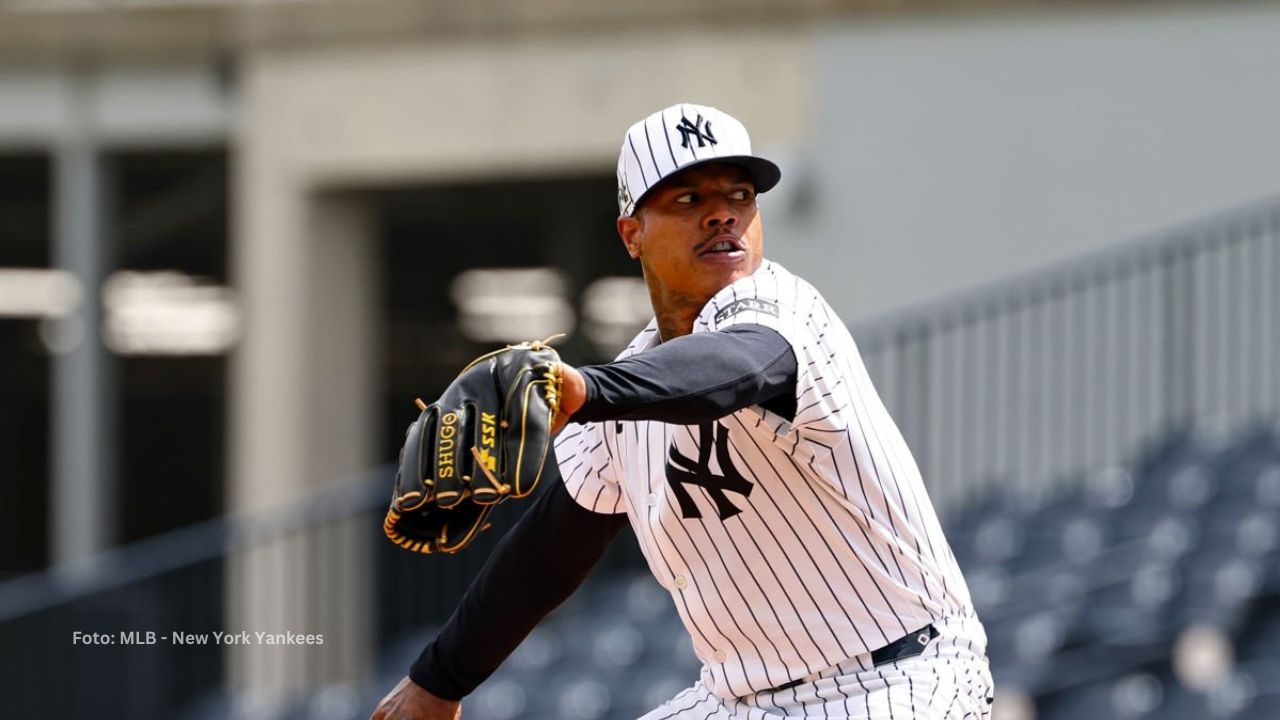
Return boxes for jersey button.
[713,651,727,663]
[673,575,688,589]
[647,493,659,507]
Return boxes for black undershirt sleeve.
[408,323,799,699]
[574,323,798,423]
[409,468,628,700]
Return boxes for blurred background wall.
[0,1,1277,718]
[798,3,1280,324]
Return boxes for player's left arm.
[557,324,797,426]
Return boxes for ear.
[617,215,642,259]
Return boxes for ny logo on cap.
[617,171,632,211]
[676,114,717,149]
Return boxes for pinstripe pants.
[637,617,993,720]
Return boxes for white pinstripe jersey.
[554,260,979,701]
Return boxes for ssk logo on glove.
[477,412,498,474]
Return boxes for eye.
[674,193,696,204]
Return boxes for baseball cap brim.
[629,155,782,215]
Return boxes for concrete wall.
[765,2,1280,325]
[0,61,229,149]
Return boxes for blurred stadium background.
[0,0,1278,718]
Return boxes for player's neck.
[647,288,705,342]
[654,307,697,342]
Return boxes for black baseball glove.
[384,338,564,554]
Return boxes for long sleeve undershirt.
[409,324,798,700]
[573,323,797,423]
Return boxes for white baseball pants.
[636,616,994,720]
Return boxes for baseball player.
[372,103,993,719]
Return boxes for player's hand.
[551,362,587,436]
[370,676,461,720]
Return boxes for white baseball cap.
[616,103,781,217]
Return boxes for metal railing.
[854,195,1280,517]
[0,468,518,718]
[0,462,638,718]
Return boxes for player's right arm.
[371,461,628,719]
[370,676,460,720]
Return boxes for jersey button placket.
[673,575,688,590]
[713,650,727,664]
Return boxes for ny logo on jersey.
[665,422,752,521]
[676,114,717,149]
